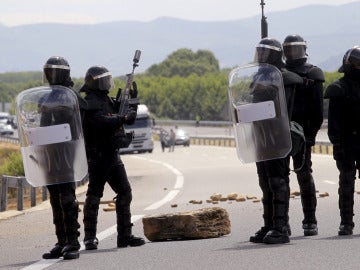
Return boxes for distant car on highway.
[174,128,190,146]
[161,128,190,147]
[0,123,14,135]
[0,112,10,124]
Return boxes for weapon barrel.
[260,0,268,38]
[118,50,141,116]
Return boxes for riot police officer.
[324,46,360,235]
[81,66,145,249]
[249,38,302,244]
[282,34,324,236]
[41,56,83,260]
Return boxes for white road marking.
[144,190,180,210]
[132,156,184,189]
[20,156,183,270]
[131,156,184,209]
[20,259,62,270]
[324,180,337,185]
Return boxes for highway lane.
[158,124,330,142]
[1,142,360,269]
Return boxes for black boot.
[303,223,318,236]
[62,241,81,260]
[61,191,81,259]
[117,233,146,248]
[43,195,66,259]
[338,224,354,236]
[83,195,100,250]
[42,242,65,259]
[338,171,355,236]
[250,198,273,243]
[251,177,273,243]
[263,227,290,244]
[116,193,145,248]
[117,218,145,248]
[263,177,290,244]
[84,238,99,250]
[297,172,318,236]
[116,213,145,247]
[250,227,271,243]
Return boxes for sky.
[0,0,358,26]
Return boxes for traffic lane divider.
[188,136,332,155]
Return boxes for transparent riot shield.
[15,85,88,187]
[228,63,291,163]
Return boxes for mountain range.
[0,2,359,77]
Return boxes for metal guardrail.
[189,135,333,155]
[155,119,232,127]
[155,119,328,129]
[0,175,88,212]
[312,141,333,155]
[190,136,236,147]
[0,135,19,144]
[0,135,89,213]
[0,175,47,212]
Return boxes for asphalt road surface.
[1,141,358,270]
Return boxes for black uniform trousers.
[334,149,360,226]
[83,149,132,240]
[47,182,80,244]
[292,143,317,224]
[256,157,290,229]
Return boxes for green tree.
[135,72,228,121]
[146,48,220,77]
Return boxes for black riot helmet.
[338,46,360,73]
[80,66,114,93]
[254,38,284,68]
[282,34,307,65]
[43,56,73,87]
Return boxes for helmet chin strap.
[286,58,307,67]
[346,68,360,82]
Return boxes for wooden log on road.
[142,207,231,241]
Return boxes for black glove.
[130,81,138,98]
[116,114,125,125]
[111,97,121,111]
[125,110,137,123]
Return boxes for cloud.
[0,13,98,26]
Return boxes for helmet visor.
[254,44,281,64]
[93,71,114,91]
[283,43,306,61]
[339,46,360,72]
[347,47,360,69]
[43,64,70,85]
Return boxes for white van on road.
[120,104,154,154]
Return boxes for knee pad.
[258,176,269,191]
[85,195,101,207]
[340,171,356,184]
[115,193,132,207]
[60,193,78,211]
[269,177,288,192]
